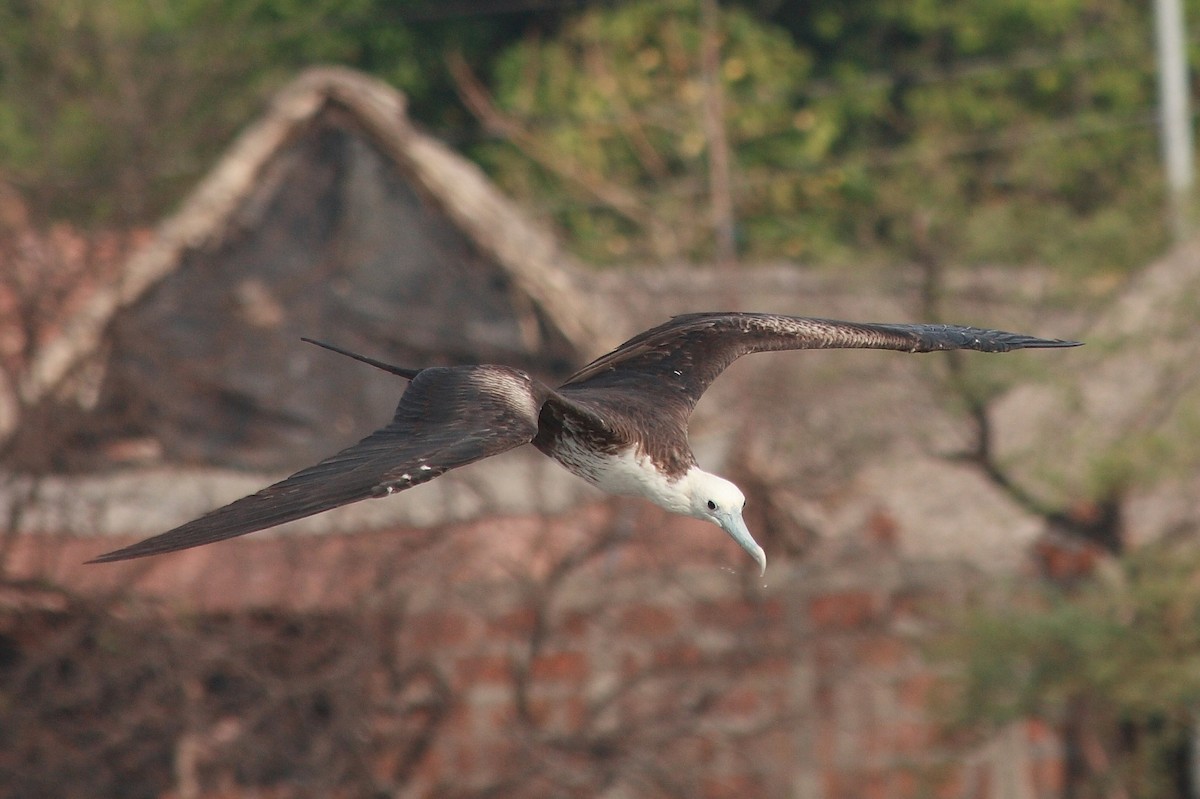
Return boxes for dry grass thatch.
[13,66,616,428]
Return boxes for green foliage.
[0,0,517,223]
[1083,391,1200,499]
[472,0,830,261]
[481,0,1167,272]
[479,0,826,263]
[939,541,1200,796]
[804,0,1165,274]
[0,0,1177,275]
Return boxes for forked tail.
[301,337,421,379]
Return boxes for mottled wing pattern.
[89,366,547,562]
[561,312,1080,418]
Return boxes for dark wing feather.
[561,312,1080,417]
[89,366,547,563]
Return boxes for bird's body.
[89,312,1081,571]
[545,439,693,515]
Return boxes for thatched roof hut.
[5,67,615,475]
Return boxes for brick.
[620,650,647,677]
[824,771,878,799]
[380,745,442,787]
[1034,537,1104,581]
[746,654,792,678]
[694,596,783,627]
[559,609,591,638]
[694,598,753,627]
[815,716,838,762]
[487,702,517,728]
[856,634,909,669]
[619,603,679,637]
[825,770,920,799]
[530,650,588,682]
[713,686,761,718]
[808,590,878,631]
[406,610,472,647]
[484,607,536,639]
[652,643,703,669]
[882,769,920,799]
[812,638,850,672]
[889,720,933,755]
[865,508,900,547]
[1024,716,1056,746]
[500,694,588,733]
[931,767,967,799]
[1031,754,1065,796]
[443,701,473,737]
[521,697,553,725]
[452,739,520,775]
[456,654,513,685]
[702,774,763,799]
[562,695,588,728]
[897,672,939,712]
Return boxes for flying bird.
[89,312,1080,571]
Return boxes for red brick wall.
[4,500,1065,798]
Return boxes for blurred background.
[1,1,1200,797]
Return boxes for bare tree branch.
[446,50,652,230]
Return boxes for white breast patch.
[552,439,690,514]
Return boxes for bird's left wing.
[89,365,547,563]
[562,312,1080,417]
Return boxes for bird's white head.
[683,470,765,576]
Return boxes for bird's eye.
[707,500,717,510]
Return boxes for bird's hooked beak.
[715,509,766,576]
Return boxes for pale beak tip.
[717,510,766,577]
[753,546,767,577]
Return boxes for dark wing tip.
[85,521,246,563]
[86,541,168,564]
[916,325,1083,353]
[1005,336,1084,349]
[86,550,133,565]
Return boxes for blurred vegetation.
[0,0,526,223]
[0,0,1181,271]
[939,540,1200,797]
[474,0,827,262]
[481,0,1169,270]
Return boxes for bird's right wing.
[89,365,548,563]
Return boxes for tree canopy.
[0,0,1180,273]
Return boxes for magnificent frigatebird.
[89,312,1080,571]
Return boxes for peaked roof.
[13,66,614,426]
